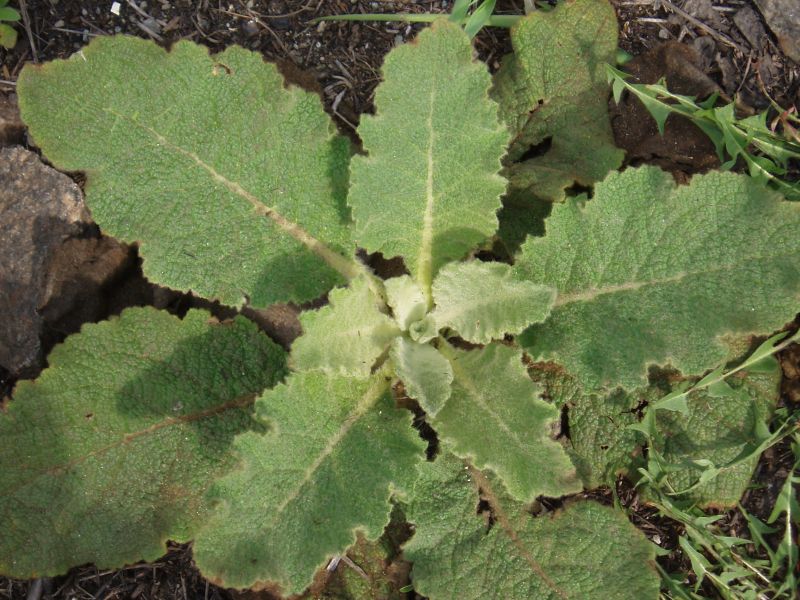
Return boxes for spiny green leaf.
[292,277,400,377]
[349,19,507,302]
[516,166,800,390]
[390,336,453,417]
[193,371,425,594]
[405,452,660,600]
[651,364,781,507]
[431,260,555,344]
[492,0,623,201]
[0,307,287,578]
[434,343,579,501]
[18,36,358,308]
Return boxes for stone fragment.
[754,0,800,62]
[733,6,768,49]
[0,94,24,146]
[0,147,88,376]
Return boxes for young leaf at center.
[434,343,579,501]
[291,276,400,377]
[390,336,453,417]
[431,260,555,344]
[349,19,508,303]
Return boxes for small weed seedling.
[313,0,546,38]
[607,65,800,200]
[632,333,800,599]
[0,0,20,49]
[2,0,799,597]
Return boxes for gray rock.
[754,0,800,62]
[0,147,88,376]
[733,6,767,50]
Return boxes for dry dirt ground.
[1,1,798,599]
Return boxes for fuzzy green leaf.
[322,531,407,600]
[431,261,555,344]
[0,308,287,578]
[492,0,623,201]
[292,277,400,377]
[529,364,646,489]
[385,275,428,331]
[516,166,800,390]
[349,20,507,300]
[496,188,550,257]
[18,36,358,308]
[409,315,438,344]
[390,337,453,417]
[193,371,425,594]
[405,453,660,600]
[434,344,579,501]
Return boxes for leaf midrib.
[265,373,390,527]
[466,463,569,600]
[2,394,257,498]
[553,251,797,307]
[104,108,362,281]
[416,87,438,306]
[445,347,538,460]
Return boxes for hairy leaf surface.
[492,0,623,201]
[18,36,357,307]
[349,20,507,300]
[532,358,781,502]
[390,337,453,417]
[529,364,646,489]
[292,277,400,376]
[193,371,425,594]
[516,167,800,390]
[405,453,660,600]
[385,275,428,331]
[0,308,287,578]
[431,261,555,343]
[434,344,579,501]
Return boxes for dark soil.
[1,1,799,599]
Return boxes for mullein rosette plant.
[2,1,799,597]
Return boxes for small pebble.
[243,19,259,36]
[53,19,65,27]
